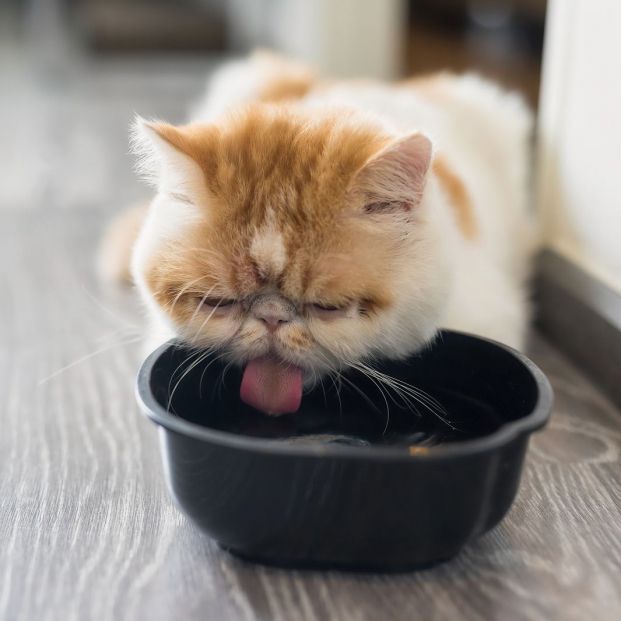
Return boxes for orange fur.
[257,77,315,103]
[432,156,477,239]
[251,50,317,103]
[143,107,402,329]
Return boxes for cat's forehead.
[148,107,397,304]
[204,206,394,307]
[195,107,389,218]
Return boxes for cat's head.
[132,106,451,414]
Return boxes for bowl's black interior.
[147,331,542,449]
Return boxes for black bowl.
[136,330,553,570]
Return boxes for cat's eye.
[307,302,351,320]
[312,303,342,312]
[197,296,237,311]
[364,201,410,214]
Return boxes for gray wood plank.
[1,209,620,621]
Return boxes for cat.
[99,51,535,415]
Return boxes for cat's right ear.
[131,116,204,194]
[351,132,432,216]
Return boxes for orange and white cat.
[101,52,535,415]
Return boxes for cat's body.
[102,52,535,415]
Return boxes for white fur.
[131,117,207,199]
[131,194,198,354]
[250,223,288,277]
[132,56,534,365]
[189,51,314,123]
[301,74,534,348]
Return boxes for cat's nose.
[250,294,296,332]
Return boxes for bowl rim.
[135,330,553,461]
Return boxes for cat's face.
[132,107,450,413]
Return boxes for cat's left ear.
[131,116,205,193]
[352,132,432,214]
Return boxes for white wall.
[226,0,407,79]
[538,0,621,292]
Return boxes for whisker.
[189,300,223,344]
[166,346,210,408]
[218,359,236,400]
[352,362,421,413]
[318,376,328,408]
[199,350,229,398]
[38,334,143,385]
[330,372,344,418]
[80,285,141,332]
[352,363,414,411]
[166,348,214,413]
[188,283,217,325]
[166,274,211,318]
[313,350,346,420]
[353,362,456,429]
[333,372,385,417]
[349,363,392,434]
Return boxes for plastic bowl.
[136,330,553,570]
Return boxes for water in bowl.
[161,353,505,449]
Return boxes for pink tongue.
[240,356,303,415]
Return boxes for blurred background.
[1,0,545,213]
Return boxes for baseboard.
[534,250,621,408]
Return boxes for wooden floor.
[1,54,621,621]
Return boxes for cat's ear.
[352,132,432,215]
[131,116,204,194]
